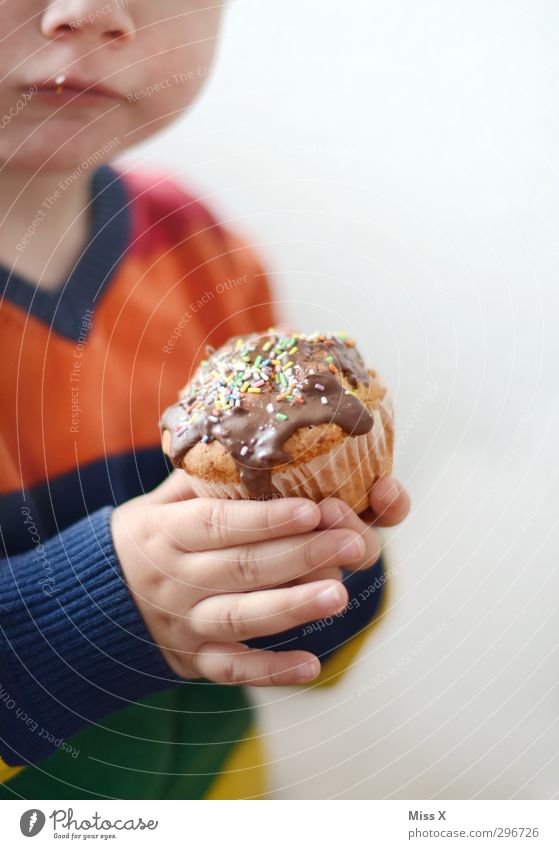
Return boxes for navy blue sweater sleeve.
[0,506,180,767]
[245,556,387,662]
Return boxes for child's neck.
[0,170,91,291]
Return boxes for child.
[0,0,410,799]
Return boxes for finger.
[317,498,381,570]
[289,566,343,587]
[148,469,198,504]
[367,477,411,526]
[188,579,348,642]
[194,642,322,686]
[159,497,321,552]
[189,527,365,593]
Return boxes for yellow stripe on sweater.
[0,756,23,784]
[204,729,267,800]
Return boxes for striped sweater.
[0,164,387,799]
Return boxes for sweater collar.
[0,164,130,341]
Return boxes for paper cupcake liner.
[183,390,393,512]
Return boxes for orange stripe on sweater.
[0,229,274,494]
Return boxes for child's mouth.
[29,77,121,106]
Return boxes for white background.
[122,0,559,799]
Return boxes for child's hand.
[111,475,378,687]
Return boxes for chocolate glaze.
[160,331,374,499]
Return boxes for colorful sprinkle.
[170,330,362,451]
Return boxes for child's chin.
[0,128,117,174]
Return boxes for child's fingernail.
[295,658,320,681]
[321,500,346,525]
[379,478,400,504]
[293,503,318,527]
[317,583,345,610]
[337,534,364,561]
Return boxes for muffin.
[160,330,393,513]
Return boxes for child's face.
[0,0,225,172]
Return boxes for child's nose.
[40,0,136,45]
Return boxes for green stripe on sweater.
[0,683,253,800]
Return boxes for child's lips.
[29,79,121,105]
